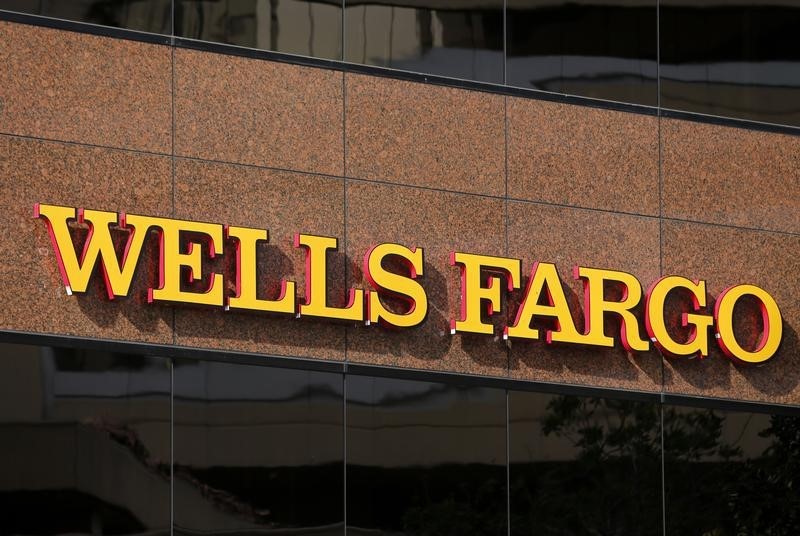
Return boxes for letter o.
[714,285,782,365]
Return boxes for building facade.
[0,2,799,535]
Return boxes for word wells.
[35,204,782,365]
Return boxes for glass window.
[506,0,657,105]
[344,0,504,83]
[664,404,800,535]
[660,2,800,126]
[173,359,344,535]
[0,342,171,535]
[0,0,172,33]
[176,0,343,60]
[509,390,662,536]
[2,337,798,536]
[346,375,507,535]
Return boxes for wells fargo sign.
[35,203,783,365]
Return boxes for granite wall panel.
[0,21,171,154]
[172,158,346,360]
[0,135,173,342]
[507,98,659,216]
[174,48,344,176]
[2,18,798,403]
[507,201,662,392]
[662,118,800,234]
[345,74,505,196]
[345,181,508,376]
[661,220,800,406]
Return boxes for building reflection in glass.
[660,1,800,125]
[0,0,172,33]
[346,375,507,535]
[506,0,657,105]
[176,0,343,59]
[509,392,662,536]
[664,404,800,536]
[0,342,171,535]
[344,0,504,83]
[173,359,344,535]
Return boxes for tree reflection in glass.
[510,393,662,536]
[347,376,507,536]
[664,405,800,536]
[511,392,800,536]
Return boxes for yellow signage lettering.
[34,202,785,367]
[225,226,296,315]
[575,266,649,352]
[364,243,427,328]
[450,252,520,335]
[645,276,713,358]
[144,215,224,306]
[34,203,150,299]
[506,262,588,344]
[295,233,364,322]
[714,284,782,365]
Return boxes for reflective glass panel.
[0,342,171,535]
[509,391,662,536]
[173,359,344,535]
[346,375,507,535]
[0,0,172,33]
[176,0,343,60]
[344,0,504,83]
[506,0,657,105]
[660,2,800,126]
[664,405,800,535]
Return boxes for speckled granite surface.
[0,135,173,342]
[507,201,662,392]
[507,97,660,216]
[171,158,346,361]
[661,220,800,405]
[662,118,800,234]
[345,180,508,377]
[3,20,799,404]
[0,22,171,153]
[175,48,344,176]
[345,74,505,196]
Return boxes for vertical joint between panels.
[341,0,346,62]
[503,96,509,220]
[656,0,666,494]
[656,0,661,112]
[341,62,348,536]
[342,71,349,366]
[503,95,511,379]
[660,399,666,536]
[655,0,666,426]
[343,373,348,536]
[170,44,177,344]
[169,0,175,37]
[506,390,511,536]
[169,359,174,536]
[170,46,176,215]
[502,0,507,86]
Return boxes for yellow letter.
[35,203,150,299]
[574,266,649,352]
[450,252,521,335]
[645,276,713,358]
[364,243,427,328]
[506,262,588,344]
[714,284,782,365]
[143,215,224,306]
[225,226,296,315]
[295,233,364,322]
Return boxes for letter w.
[35,203,150,299]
